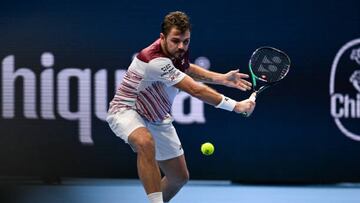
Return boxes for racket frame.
[248,46,291,98]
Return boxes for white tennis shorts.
[106,108,184,161]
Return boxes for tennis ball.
[201,142,214,156]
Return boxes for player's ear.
[160,33,165,40]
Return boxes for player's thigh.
[158,155,189,181]
[148,123,184,161]
[106,108,151,151]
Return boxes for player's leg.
[128,127,162,194]
[158,155,189,202]
[147,122,189,202]
[106,109,163,202]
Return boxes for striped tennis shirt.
[108,38,190,123]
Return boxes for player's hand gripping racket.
[248,47,291,102]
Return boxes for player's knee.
[132,134,155,154]
[181,170,190,185]
[180,171,189,186]
[172,169,190,186]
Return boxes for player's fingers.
[236,72,249,78]
[242,85,251,91]
[250,92,257,98]
[245,98,256,107]
[241,79,252,86]
[238,83,251,91]
[232,79,252,91]
[236,85,247,91]
[237,100,255,116]
[247,100,255,106]
[246,102,255,116]
[237,80,252,91]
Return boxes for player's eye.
[171,39,180,44]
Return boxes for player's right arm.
[147,57,255,115]
[174,75,256,115]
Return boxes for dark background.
[0,0,359,183]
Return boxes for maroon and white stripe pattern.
[108,69,142,113]
[135,82,171,122]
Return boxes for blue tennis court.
[5,178,360,203]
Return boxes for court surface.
[2,178,359,203]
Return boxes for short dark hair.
[161,11,191,36]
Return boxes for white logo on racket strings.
[259,56,281,72]
[330,38,360,142]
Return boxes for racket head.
[249,47,291,87]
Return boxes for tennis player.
[106,11,256,203]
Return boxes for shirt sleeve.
[146,57,186,86]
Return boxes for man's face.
[161,28,191,59]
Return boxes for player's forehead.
[166,27,191,40]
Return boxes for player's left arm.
[185,63,252,91]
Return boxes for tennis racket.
[248,46,291,102]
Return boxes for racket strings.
[250,48,290,83]
[279,66,290,79]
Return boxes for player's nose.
[178,42,184,49]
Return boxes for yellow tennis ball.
[201,142,214,156]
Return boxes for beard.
[174,50,185,58]
[164,41,185,59]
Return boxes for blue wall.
[0,0,359,183]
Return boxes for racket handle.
[249,92,257,102]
